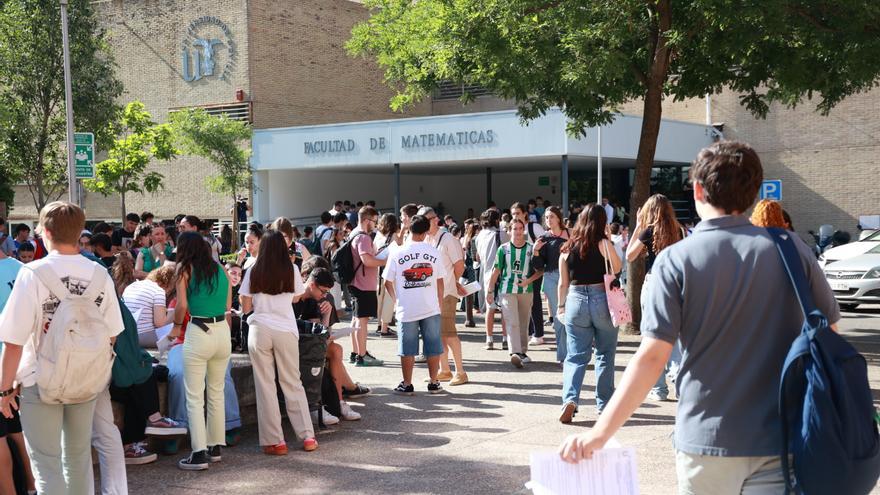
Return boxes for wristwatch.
[0,387,15,398]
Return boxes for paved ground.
[124,306,880,494]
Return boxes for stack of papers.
[527,448,639,495]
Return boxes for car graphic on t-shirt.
[403,263,433,282]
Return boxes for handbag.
[602,240,632,327]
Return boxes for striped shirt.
[495,241,540,294]
[122,279,167,336]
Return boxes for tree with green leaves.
[0,0,122,212]
[170,108,252,247]
[348,0,880,329]
[83,102,178,222]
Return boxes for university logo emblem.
[181,16,236,82]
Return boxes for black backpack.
[331,232,366,284]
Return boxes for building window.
[169,102,252,123]
[434,80,491,101]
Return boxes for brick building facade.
[6,0,877,237]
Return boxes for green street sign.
[74,132,94,179]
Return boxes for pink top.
[350,232,378,291]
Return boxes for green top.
[495,241,537,294]
[187,265,229,317]
[140,244,173,273]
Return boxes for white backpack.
[29,264,115,404]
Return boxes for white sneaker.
[647,390,668,401]
[521,354,532,364]
[339,401,361,421]
[485,340,494,350]
[414,354,427,363]
[311,407,340,425]
[529,336,544,345]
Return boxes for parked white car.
[823,244,880,309]
[818,229,880,268]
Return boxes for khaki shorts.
[377,282,395,323]
[441,295,458,337]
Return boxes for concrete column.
[486,167,493,207]
[252,170,270,223]
[561,155,569,219]
[393,163,401,214]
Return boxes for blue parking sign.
[760,180,782,201]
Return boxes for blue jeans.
[167,343,242,431]
[542,270,565,362]
[398,315,444,357]
[561,285,619,412]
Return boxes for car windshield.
[869,244,880,254]
[866,230,880,242]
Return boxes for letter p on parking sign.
[760,180,782,201]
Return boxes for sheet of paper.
[155,323,173,342]
[330,326,357,339]
[458,281,481,298]
[527,448,639,495]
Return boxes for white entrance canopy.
[250,108,714,220]
[253,107,713,171]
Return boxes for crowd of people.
[0,140,844,494]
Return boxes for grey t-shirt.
[642,215,840,457]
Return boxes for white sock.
[486,335,494,343]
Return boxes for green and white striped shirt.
[494,241,538,294]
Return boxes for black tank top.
[568,242,606,285]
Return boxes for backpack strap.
[435,232,447,249]
[82,265,108,300]
[527,223,536,242]
[30,263,71,301]
[768,227,826,494]
[767,228,817,318]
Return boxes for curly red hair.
[750,200,786,228]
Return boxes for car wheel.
[420,273,427,281]
[839,303,859,311]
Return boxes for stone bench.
[110,352,259,430]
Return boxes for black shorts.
[0,397,22,437]
[349,286,378,319]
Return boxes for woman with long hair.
[487,218,544,368]
[533,206,569,361]
[626,194,685,401]
[270,217,311,269]
[462,219,481,326]
[558,204,621,423]
[374,213,401,337]
[169,231,232,471]
[240,231,317,455]
[111,251,136,297]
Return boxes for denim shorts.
[398,314,444,357]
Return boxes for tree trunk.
[623,0,673,335]
[120,192,127,224]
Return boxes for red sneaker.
[262,443,288,456]
[303,438,318,452]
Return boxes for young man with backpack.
[336,206,385,367]
[314,211,335,258]
[559,142,841,493]
[0,201,124,494]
